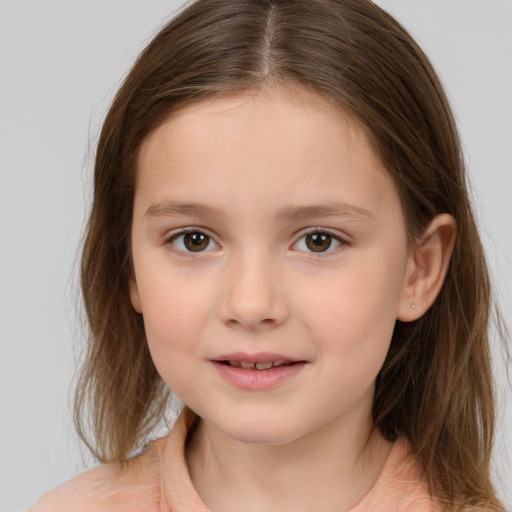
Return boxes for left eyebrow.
[275,202,375,222]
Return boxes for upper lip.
[211,352,303,364]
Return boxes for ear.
[129,277,143,313]
[397,213,456,322]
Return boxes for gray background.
[0,1,510,510]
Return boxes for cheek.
[136,274,210,368]
[301,272,398,409]
[141,295,203,398]
[298,256,404,361]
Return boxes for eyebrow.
[144,201,227,220]
[275,203,374,222]
[143,201,374,222]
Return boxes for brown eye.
[305,233,332,252]
[183,232,211,252]
[294,230,343,254]
[170,231,217,253]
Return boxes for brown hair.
[75,0,504,509]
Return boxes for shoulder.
[29,441,165,512]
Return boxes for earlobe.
[397,214,456,322]
[129,278,143,313]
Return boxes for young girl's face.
[129,89,414,446]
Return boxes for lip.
[210,352,307,391]
[212,352,301,364]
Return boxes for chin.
[214,416,305,446]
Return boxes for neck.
[185,395,392,512]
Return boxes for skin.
[129,89,456,512]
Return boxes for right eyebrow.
[143,201,227,221]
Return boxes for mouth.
[210,353,306,390]
[211,352,304,370]
[215,359,297,370]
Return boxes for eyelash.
[164,227,348,256]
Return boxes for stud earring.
[411,301,416,310]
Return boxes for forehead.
[134,89,400,222]
[137,87,368,170]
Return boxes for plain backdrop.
[0,1,511,510]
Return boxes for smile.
[221,360,294,370]
[211,353,306,390]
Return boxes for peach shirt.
[31,408,435,512]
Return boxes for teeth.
[227,360,294,370]
[255,362,273,370]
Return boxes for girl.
[31,0,507,510]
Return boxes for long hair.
[75,1,503,509]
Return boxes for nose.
[217,251,289,331]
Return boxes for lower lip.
[211,361,306,390]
